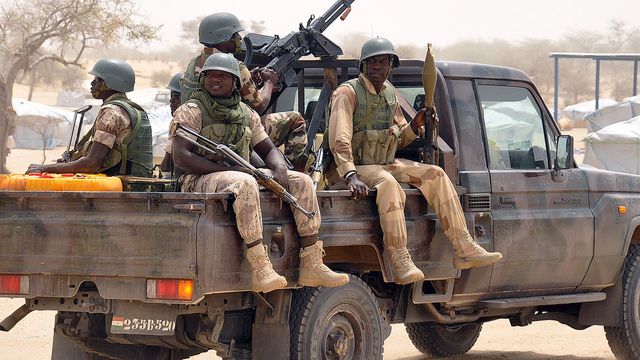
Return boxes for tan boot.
[298,241,350,287]
[246,244,288,293]
[452,233,502,269]
[388,247,425,285]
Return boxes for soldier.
[27,59,152,177]
[171,53,349,293]
[160,73,182,173]
[181,12,308,171]
[327,38,502,285]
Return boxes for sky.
[135,0,640,49]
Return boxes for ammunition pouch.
[352,127,400,165]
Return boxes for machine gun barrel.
[308,0,355,32]
[176,124,316,219]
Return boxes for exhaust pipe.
[0,304,32,332]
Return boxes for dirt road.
[0,298,616,359]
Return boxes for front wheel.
[405,322,482,357]
[289,275,384,360]
[605,244,640,359]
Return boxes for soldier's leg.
[385,159,502,269]
[261,111,308,170]
[183,172,287,292]
[261,169,349,287]
[356,165,424,284]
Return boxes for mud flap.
[252,290,292,360]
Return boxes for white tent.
[583,115,640,174]
[12,99,74,149]
[584,96,640,132]
[561,99,618,125]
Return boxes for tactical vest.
[346,78,400,165]
[187,99,253,161]
[78,96,153,177]
[181,54,208,104]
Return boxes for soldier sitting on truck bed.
[160,73,183,173]
[326,37,502,284]
[27,59,153,177]
[180,12,308,171]
[170,53,349,293]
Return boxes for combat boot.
[246,244,288,293]
[298,241,350,287]
[452,233,502,269]
[387,247,425,285]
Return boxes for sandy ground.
[0,297,615,359]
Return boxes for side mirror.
[554,135,574,170]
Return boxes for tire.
[405,322,482,357]
[605,244,640,360]
[289,275,384,360]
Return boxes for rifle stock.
[175,124,316,219]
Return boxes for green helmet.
[359,37,400,70]
[199,12,244,46]
[201,53,241,80]
[89,58,135,93]
[167,73,182,93]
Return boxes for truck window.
[478,85,552,170]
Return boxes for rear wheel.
[405,322,482,357]
[289,275,384,360]
[605,244,640,359]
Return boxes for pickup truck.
[2,57,640,360]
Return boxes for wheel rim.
[320,305,367,360]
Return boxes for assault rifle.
[61,105,92,162]
[175,124,316,219]
[242,0,355,90]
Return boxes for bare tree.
[0,0,159,173]
[20,116,62,164]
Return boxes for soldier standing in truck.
[327,37,503,284]
[160,73,183,173]
[180,12,308,171]
[170,53,349,293]
[27,58,152,177]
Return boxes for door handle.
[499,196,515,205]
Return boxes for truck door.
[476,80,594,292]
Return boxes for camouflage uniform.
[169,102,320,244]
[328,74,469,249]
[182,48,307,164]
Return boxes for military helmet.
[167,73,182,93]
[201,53,241,80]
[359,37,400,70]
[89,58,135,93]
[199,12,244,46]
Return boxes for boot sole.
[395,272,425,285]
[454,254,503,270]
[254,279,288,293]
[298,277,350,288]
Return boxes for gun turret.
[242,0,355,89]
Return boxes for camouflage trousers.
[261,111,307,165]
[179,170,320,244]
[356,158,469,249]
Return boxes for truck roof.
[291,59,532,86]
[435,61,531,82]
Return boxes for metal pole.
[595,59,601,110]
[634,60,638,97]
[554,56,559,121]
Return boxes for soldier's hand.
[412,108,427,129]
[27,163,46,174]
[258,68,279,85]
[273,163,290,192]
[346,173,369,200]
